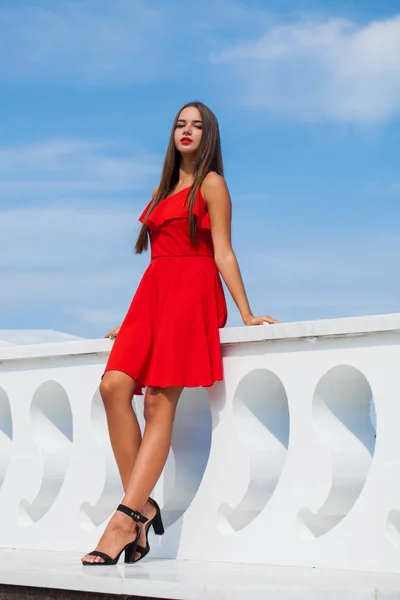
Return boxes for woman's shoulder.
[202,171,227,191]
[201,172,229,206]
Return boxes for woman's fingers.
[262,316,279,324]
[104,326,120,339]
[247,315,279,326]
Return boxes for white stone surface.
[1,314,400,575]
[1,549,400,599]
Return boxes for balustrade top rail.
[0,313,399,364]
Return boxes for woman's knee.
[143,387,182,423]
[99,379,115,408]
[143,391,160,423]
[99,372,136,410]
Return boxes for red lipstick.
[180,137,192,145]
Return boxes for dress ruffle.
[139,188,210,231]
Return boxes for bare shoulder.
[202,172,228,195]
[201,173,230,209]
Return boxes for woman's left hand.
[244,315,279,326]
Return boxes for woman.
[82,102,278,565]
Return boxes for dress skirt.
[103,187,228,395]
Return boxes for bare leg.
[100,371,141,490]
[82,385,183,564]
[101,371,159,523]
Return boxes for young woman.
[82,102,278,565]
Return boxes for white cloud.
[68,309,127,325]
[366,181,400,195]
[0,139,160,197]
[5,1,399,125]
[0,0,289,85]
[0,204,137,268]
[236,231,400,322]
[0,0,179,83]
[1,202,398,335]
[214,14,400,123]
[0,203,150,335]
[0,138,156,335]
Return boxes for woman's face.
[174,106,203,155]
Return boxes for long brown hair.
[135,102,224,254]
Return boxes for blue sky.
[1,0,399,338]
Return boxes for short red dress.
[103,187,228,394]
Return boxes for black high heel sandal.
[134,497,164,563]
[82,504,147,566]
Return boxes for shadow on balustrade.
[218,368,290,534]
[298,365,376,538]
[133,387,213,557]
[19,381,73,525]
[387,510,400,547]
[80,390,124,528]
[0,387,13,491]
[163,387,212,526]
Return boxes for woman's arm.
[202,173,278,326]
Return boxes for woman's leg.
[99,371,141,490]
[124,385,183,506]
[82,385,183,564]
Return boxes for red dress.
[103,187,228,395]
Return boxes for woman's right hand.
[104,326,121,339]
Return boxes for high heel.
[82,504,147,566]
[150,497,164,535]
[134,497,164,563]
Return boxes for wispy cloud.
[213,14,400,123]
[3,1,400,125]
[365,181,400,196]
[0,0,181,83]
[237,232,400,321]
[68,309,127,326]
[1,202,398,334]
[0,0,274,85]
[0,139,160,199]
[0,203,149,335]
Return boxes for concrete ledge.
[1,313,400,364]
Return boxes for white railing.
[1,314,400,573]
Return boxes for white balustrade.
[1,313,400,573]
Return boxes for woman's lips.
[180,138,192,145]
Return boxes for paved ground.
[1,549,400,599]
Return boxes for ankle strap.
[117,504,147,524]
